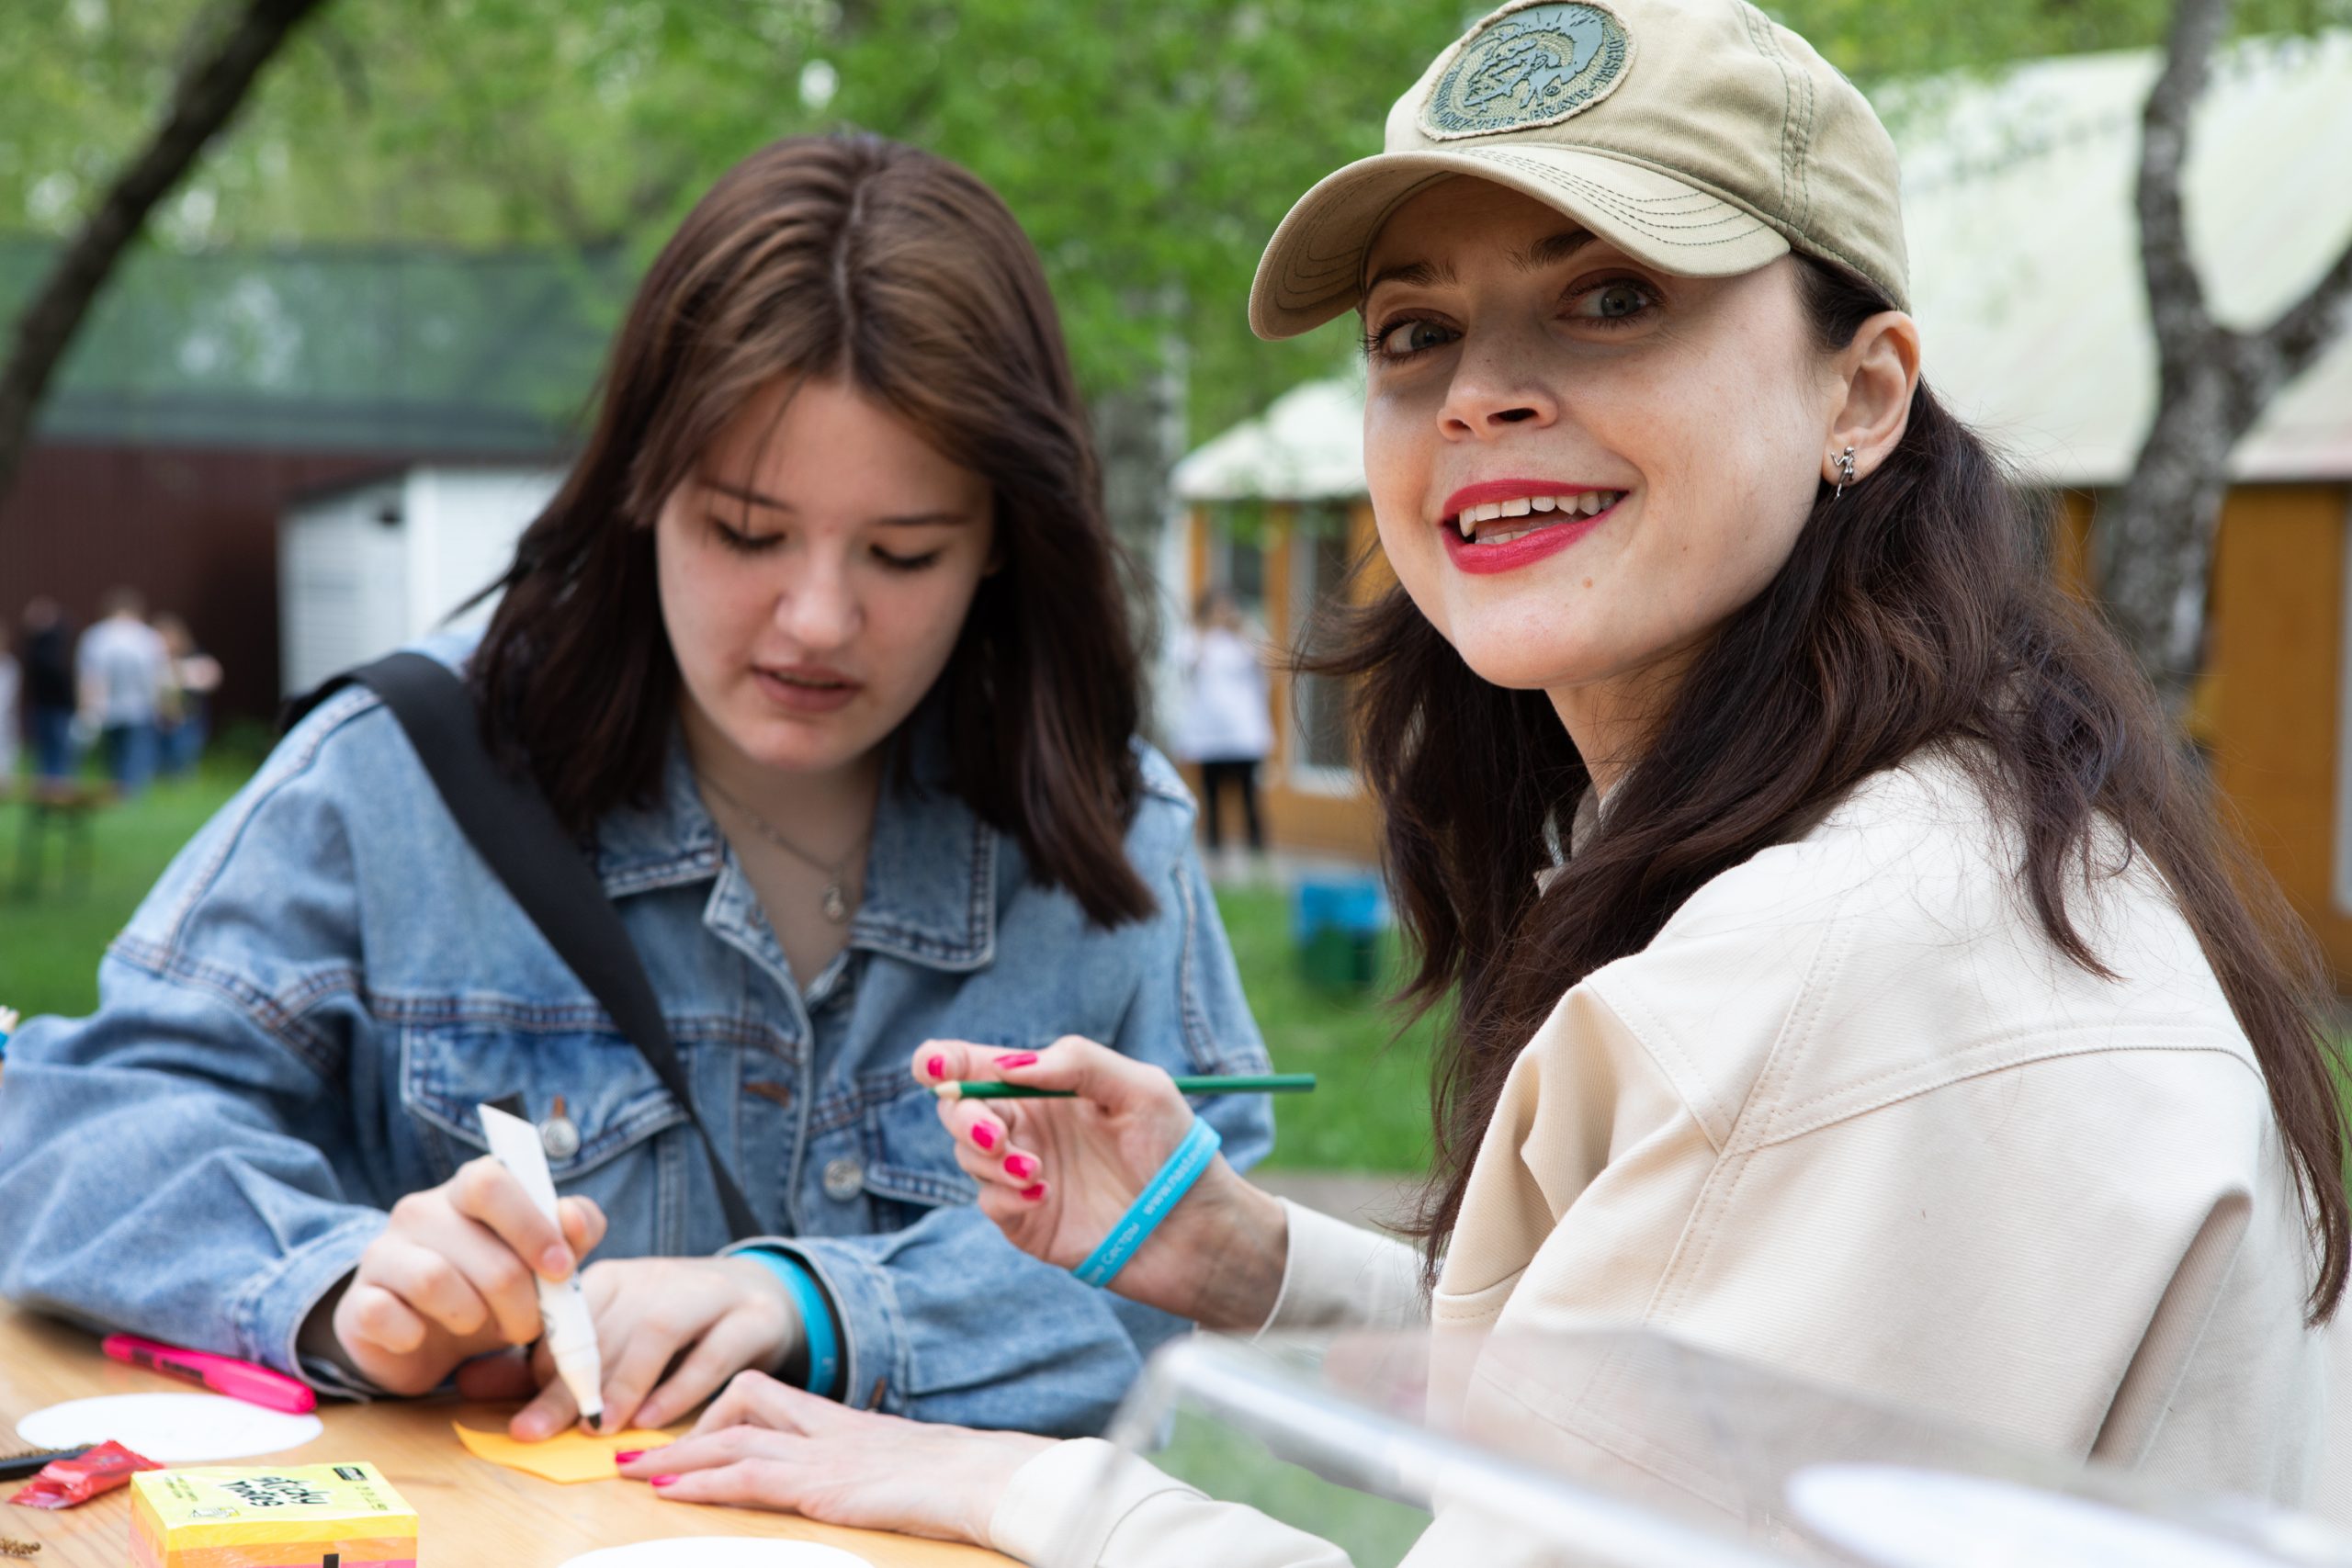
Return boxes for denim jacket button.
[821,1156,865,1201]
[539,1113,582,1162]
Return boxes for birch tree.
[2095,0,2352,702]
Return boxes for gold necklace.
[695,773,864,925]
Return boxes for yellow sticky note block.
[453,1422,674,1484]
[131,1462,418,1568]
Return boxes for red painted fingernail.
[971,1122,998,1151]
[998,1052,1038,1070]
[1021,1181,1047,1201]
[1004,1154,1035,1179]
[650,1474,678,1488]
[614,1450,643,1464]
[926,1054,946,1080]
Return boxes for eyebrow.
[701,476,975,526]
[1362,228,1600,298]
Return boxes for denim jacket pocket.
[854,1064,988,1224]
[399,1017,693,1189]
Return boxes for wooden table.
[0,1306,1014,1567]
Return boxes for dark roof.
[0,238,634,454]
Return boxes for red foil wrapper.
[7,1439,163,1508]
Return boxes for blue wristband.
[1072,1116,1223,1289]
[743,1249,841,1400]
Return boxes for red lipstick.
[1438,481,1624,577]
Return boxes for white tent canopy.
[1174,30,2352,502]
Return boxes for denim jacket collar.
[590,712,998,974]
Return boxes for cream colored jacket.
[990,754,2349,1565]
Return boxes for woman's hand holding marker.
[457,1256,801,1440]
[333,1156,605,1398]
[912,1037,1290,1332]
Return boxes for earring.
[1832,445,1858,500]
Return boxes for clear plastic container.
[1042,1327,2352,1568]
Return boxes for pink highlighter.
[102,1333,318,1415]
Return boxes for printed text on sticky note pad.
[454,1422,674,1484]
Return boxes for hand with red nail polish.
[909,1035,1285,1330]
[615,1370,1049,1542]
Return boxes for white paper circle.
[1787,1464,2287,1568]
[560,1543,874,1568]
[16,1392,324,1462]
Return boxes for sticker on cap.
[1420,0,1634,141]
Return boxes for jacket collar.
[591,708,998,973]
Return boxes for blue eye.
[1568,280,1656,324]
[1368,317,1460,360]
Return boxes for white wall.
[279,466,561,696]
[279,479,408,697]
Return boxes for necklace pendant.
[821,881,851,925]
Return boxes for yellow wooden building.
[1166,32,2352,976]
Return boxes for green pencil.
[933,1073,1317,1101]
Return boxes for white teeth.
[1449,491,1625,543]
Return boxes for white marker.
[477,1103,605,1425]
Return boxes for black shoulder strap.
[300,652,763,1242]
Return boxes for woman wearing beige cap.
[616,0,2351,1553]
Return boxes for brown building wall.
[2203,485,2352,978]
[0,441,543,726]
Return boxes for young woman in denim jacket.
[0,133,1272,1441]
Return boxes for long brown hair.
[1322,257,2349,1318]
[470,132,1153,926]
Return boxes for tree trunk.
[0,0,334,505]
[2092,355,2240,704]
[2094,0,2352,708]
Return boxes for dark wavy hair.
[1317,256,2349,1319]
[469,132,1152,926]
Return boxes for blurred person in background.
[153,613,224,781]
[76,586,169,797]
[1172,588,1272,875]
[21,598,78,783]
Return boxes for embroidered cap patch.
[1420,0,1634,140]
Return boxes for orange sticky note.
[452,1422,675,1484]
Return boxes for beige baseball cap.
[1250,0,1909,339]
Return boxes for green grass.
[0,757,1435,1175]
[1214,884,1437,1174]
[0,755,257,1021]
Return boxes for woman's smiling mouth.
[1437,480,1625,574]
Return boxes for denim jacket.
[0,641,1272,1436]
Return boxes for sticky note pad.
[130,1462,417,1568]
[453,1422,674,1484]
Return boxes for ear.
[1822,310,1921,487]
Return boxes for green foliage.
[6,0,2350,450]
